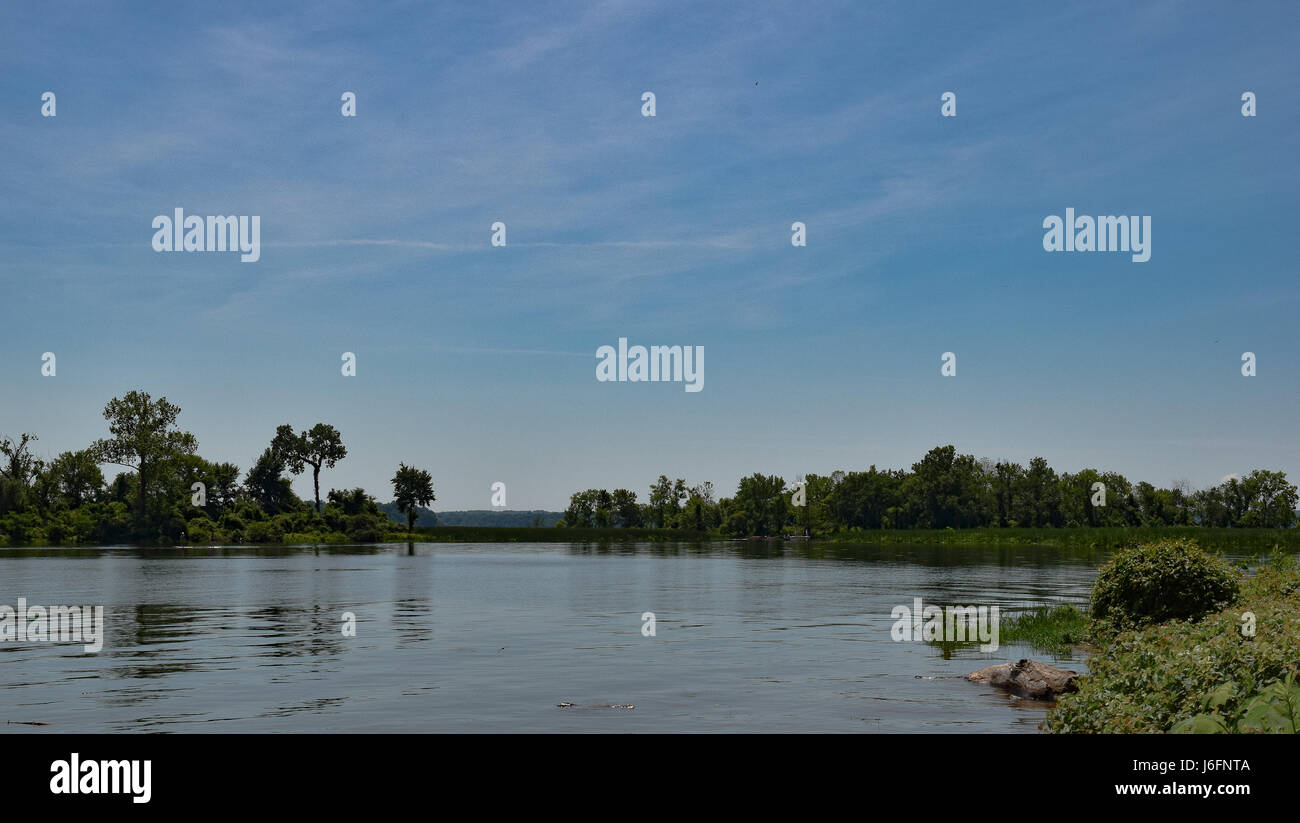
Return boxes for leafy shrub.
[1171,672,1300,733]
[281,531,350,545]
[344,514,384,542]
[244,519,284,543]
[1049,558,1300,733]
[0,512,45,546]
[1091,538,1240,630]
[182,516,217,541]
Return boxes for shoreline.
[3,524,1298,550]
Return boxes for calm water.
[1,541,1111,733]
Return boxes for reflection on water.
[0,541,1117,733]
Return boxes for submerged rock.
[966,658,1078,699]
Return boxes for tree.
[610,489,643,528]
[649,476,687,528]
[593,489,614,528]
[391,463,435,533]
[0,433,44,514]
[734,473,788,536]
[1239,469,1298,528]
[165,455,242,519]
[792,474,834,535]
[564,489,598,528]
[1096,471,1136,526]
[328,487,381,516]
[272,423,347,512]
[828,466,903,529]
[1018,456,1062,527]
[1059,469,1103,527]
[990,461,1023,527]
[45,449,105,509]
[92,392,197,524]
[244,448,301,514]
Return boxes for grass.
[999,605,1091,657]
[820,526,1300,550]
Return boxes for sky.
[1,0,1297,510]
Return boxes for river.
[0,541,1106,733]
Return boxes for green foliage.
[733,473,788,536]
[244,447,301,514]
[271,422,348,512]
[5,398,1300,550]
[92,391,197,523]
[1048,557,1300,733]
[999,605,1090,657]
[1090,538,1240,630]
[1169,673,1300,734]
[329,487,380,516]
[648,476,687,528]
[344,514,385,542]
[556,445,1300,539]
[1235,673,1300,732]
[244,518,284,543]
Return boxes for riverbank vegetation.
[998,605,1091,657]
[0,391,422,547]
[1047,542,1300,733]
[4,395,1298,550]
[561,444,1299,546]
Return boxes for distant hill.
[377,502,438,527]
[378,503,563,528]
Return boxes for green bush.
[345,514,384,542]
[182,516,217,541]
[1091,538,1240,630]
[281,531,351,545]
[1171,672,1300,734]
[244,519,284,543]
[1049,558,1300,733]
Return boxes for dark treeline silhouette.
[0,390,430,546]
[562,445,1299,537]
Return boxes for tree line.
[561,445,1299,536]
[0,390,436,545]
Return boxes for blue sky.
[2,1,1297,510]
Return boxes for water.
[0,541,1109,733]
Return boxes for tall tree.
[93,392,197,523]
[649,475,687,528]
[1239,469,1298,528]
[734,473,788,536]
[272,423,347,512]
[1018,456,1062,527]
[244,447,300,514]
[564,489,598,528]
[0,433,44,514]
[593,489,614,527]
[610,489,643,528]
[45,449,105,509]
[391,463,435,533]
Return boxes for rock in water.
[966,659,1078,699]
